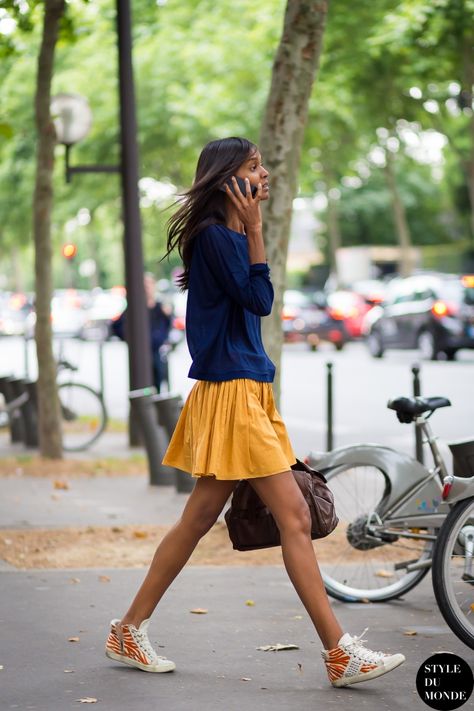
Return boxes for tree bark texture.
[33,0,65,458]
[259,0,330,405]
[323,164,342,283]
[462,29,474,252]
[384,148,414,278]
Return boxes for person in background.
[111,273,172,392]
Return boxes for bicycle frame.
[309,413,470,533]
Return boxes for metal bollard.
[152,393,193,493]
[152,393,183,439]
[129,387,176,486]
[9,378,38,448]
[0,377,26,444]
[326,362,334,451]
[98,340,105,400]
[412,364,424,464]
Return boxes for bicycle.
[306,395,474,648]
[56,358,108,451]
[305,397,468,593]
[432,460,474,649]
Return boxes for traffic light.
[62,243,77,260]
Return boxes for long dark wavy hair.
[164,137,257,290]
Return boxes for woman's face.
[235,150,270,200]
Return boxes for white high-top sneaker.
[322,628,405,687]
[105,618,176,673]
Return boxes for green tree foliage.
[0,0,473,288]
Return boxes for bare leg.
[119,476,237,628]
[250,471,343,650]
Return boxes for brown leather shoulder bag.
[224,459,338,551]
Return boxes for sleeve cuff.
[249,262,270,275]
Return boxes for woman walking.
[105,137,405,688]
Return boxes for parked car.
[80,287,127,341]
[365,273,474,360]
[0,292,33,336]
[350,279,387,306]
[25,289,89,338]
[326,289,373,339]
[282,289,348,351]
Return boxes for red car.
[326,290,374,339]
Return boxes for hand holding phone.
[220,176,258,198]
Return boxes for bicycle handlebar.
[56,359,78,373]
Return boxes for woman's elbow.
[251,299,272,316]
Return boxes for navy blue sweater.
[186,224,275,382]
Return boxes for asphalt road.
[0,567,473,711]
[1,336,473,459]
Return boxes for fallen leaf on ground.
[256,643,299,652]
[245,600,255,606]
[70,578,81,584]
[403,630,417,636]
[375,570,394,578]
[98,575,111,583]
[68,637,80,643]
[54,480,70,490]
[293,615,303,620]
[133,530,148,539]
[240,677,252,682]
[190,608,208,614]
[51,494,61,501]
[470,603,474,612]
[76,698,98,704]
[64,669,75,673]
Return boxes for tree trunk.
[326,191,342,281]
[462,28,474,257]
[33,0,65,458]
[384,147,414,278]
[323,165,342,284]
[259,0,330,405]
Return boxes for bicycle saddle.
[387,396,451,423]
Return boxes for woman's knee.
[180,507,220,537]
[275,501,312,538]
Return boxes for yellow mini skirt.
[162,378,296,480]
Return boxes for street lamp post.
[51,0,165,483]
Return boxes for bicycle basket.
[448,439,474,477]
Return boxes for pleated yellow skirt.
[162,378,296,480]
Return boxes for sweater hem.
[187,368,275,383]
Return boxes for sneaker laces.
[134,629,167,661]
[342,628,387,664]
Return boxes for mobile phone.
[220,176,258,198]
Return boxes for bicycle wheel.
[432,497,474,649]
[318,463,434,602]
[58,382,107,452]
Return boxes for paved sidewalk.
[1,566,472,711]
[0,449,473,710]
[0,474,190,530]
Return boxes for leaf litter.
[256,643,299,652]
